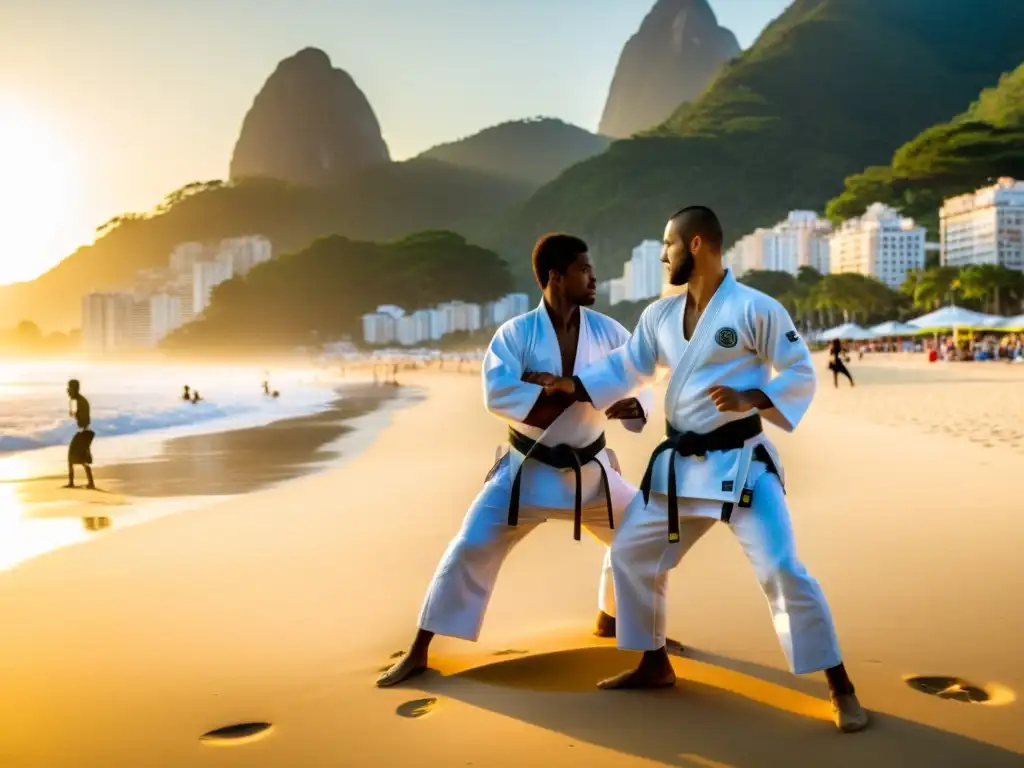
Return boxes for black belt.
[507,427,613,541]
[640,414,763,542]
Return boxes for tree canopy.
[826,63,1024,233]
[162,231,512,356]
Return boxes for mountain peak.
[598,0,740,138]
[229,48,390,185]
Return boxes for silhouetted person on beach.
[182,386,192,402]
[191,391,202,404]
[65,379,96,490]
[828,339,854,388]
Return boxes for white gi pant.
[418,449,637,641]
[611,468,843,675]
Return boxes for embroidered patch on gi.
[785,330,799,343]
[721,480,734,492]
[715,327,738,348]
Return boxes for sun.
[0,98,81,285]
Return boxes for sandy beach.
[0,359,1021,767]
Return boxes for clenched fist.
[708,385,753,413]
[605,398,644,420]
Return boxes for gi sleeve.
[605,317,654,434]
[576,303,661,412]
[481,322,542,423]
[749,296,816,432]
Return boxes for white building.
[81,292,134,355]
[362,313,396,345]
[724,211,833,277]
[437,301,481,333]
[170,242,207,274]
[829,203,925,289]
[216,236,273,276]
[607,277,628,306]
[128,300,152,349]
[940,177,1024,270]
[192,259,234,316]
[150,293,184,345]
[428,308,447,340]
[360,293,528,345]
[485,293,530,327]
[410,309,433,343]
[626,240,663,301]
[396,315,419,346]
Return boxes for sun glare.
[0,98,80,285]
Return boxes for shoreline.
[1,382,422,572]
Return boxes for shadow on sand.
[412,646,1021,768]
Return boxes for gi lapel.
[664,271,736,421]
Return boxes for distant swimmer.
[828,339,855,388]
[65,379,96,490]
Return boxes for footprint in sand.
[903,675,1014,705]
[390,650,406,659]
[396,698,438,719]
[492,649,529,656]
[200,722,274,745]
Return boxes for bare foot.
[598,649,676,690]
[376,652,428,688]
[62,484,75,489]
[593,610,616,638]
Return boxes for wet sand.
[0,364,1020,767]
[1,383,413,572]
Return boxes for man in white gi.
[534,207,869,733]
[377,233,654,687]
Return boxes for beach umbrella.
[991,314,1024,331]
[980,315,1024,331]
[819,322,878,341]
[907,305,1001,331]
[870,320,922,337]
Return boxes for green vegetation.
[827,63,1024,233]
[418,118,611,187]
[161,231,512,356]
[739,268,909,327]
[492,0,1024,289]
[0,160,533,331]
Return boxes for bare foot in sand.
[376,653,428,687]
[598,648,676,689]
[593,610,616,638]
[376,629,433,688]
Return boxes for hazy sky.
[0,0,790,285]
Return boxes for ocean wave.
[0,401,266,453]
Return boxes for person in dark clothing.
[65,379,96,489]
[829,339,855,388]
[182,386,192,401]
